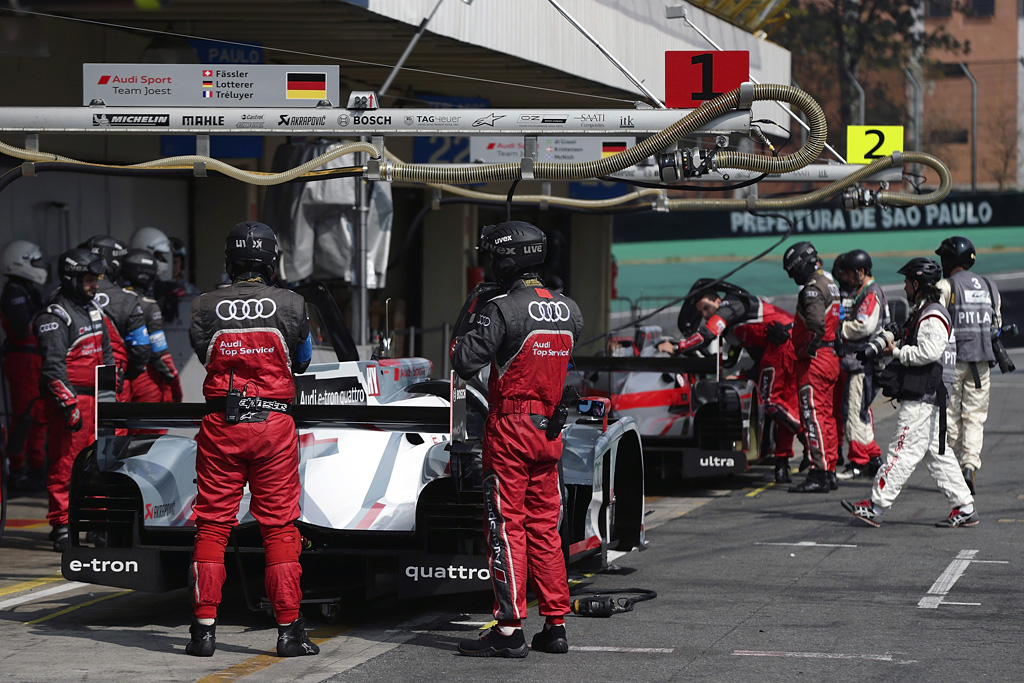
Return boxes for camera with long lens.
[992,323,1018,374]
[856,329,895,362]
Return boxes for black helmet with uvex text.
[225,221,278,281]
[478,221,547,285]
[59,248,105,302]
[85,234,128,280]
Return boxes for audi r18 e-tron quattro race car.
[61,282,645,616]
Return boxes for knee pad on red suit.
[262,524,301,565]
[193,520,232,564]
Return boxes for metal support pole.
[547,0,666,108]
[959,62,977,193]
[903,66,922,177]
[844,67,865,126]
[442,322,451,376]
[378,0,446,98]
[354,136,370,345]
[667,4,846,163]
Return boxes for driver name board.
[83,64,340,107]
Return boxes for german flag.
[602,141,628,157]
[287,72,327,100]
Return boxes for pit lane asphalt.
[2,352,1022,683]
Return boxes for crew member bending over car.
[185,222,316,658]
[451,221,583,658]
[664,280,803,484]
[783,241,842,493]
[34,249,114,551]
[841,258,977,528]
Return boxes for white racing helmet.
[1,239,47,285]
[130,226,173,277]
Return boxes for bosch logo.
[528,301,571,322]
[215,298,277,321]
[94,292,110,308]
[39,322,60,333]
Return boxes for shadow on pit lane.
[644,467,771,497]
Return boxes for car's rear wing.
[571,355,718,375]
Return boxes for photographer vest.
[946,270,997,363]
[841,279,889,374]
[901,301,956,404]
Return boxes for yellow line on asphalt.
[25,590,132,625]
[997,519,1024,523]
[746,482,776,497]
[478,571,597,631]
[196,624,352,683]
[0,573,65,598]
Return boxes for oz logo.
[215,298,277,321]
[528,301,571,322]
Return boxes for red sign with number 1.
[665,51,749,108]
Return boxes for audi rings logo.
[528,301,571,322]
[216,298,277,321]
[94,292,110,308]
[39,322,60,333]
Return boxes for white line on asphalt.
[754,541,858,548]
[573,646,674,653]
[0,582,88,610]
[448,621,491,627]
[917,549,1009,609]
[733,650,915,663]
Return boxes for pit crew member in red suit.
[835,249,887,480]
[784,241,842,493]
[451,221,583,658]
[121,249,183,406]
[667,281,803,484]
[33,249,114,551]
[185,222,316,658]
[1,240,49,492]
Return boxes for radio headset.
[570,588,657,618]
[225,368,242,424]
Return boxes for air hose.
[570,588,658,617]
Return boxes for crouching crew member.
[185,222,316,658]
[669,281,803,484]
[783,241,842,493]
[451,221,583,658]
[34,249,113,551]
[841,258,977,528]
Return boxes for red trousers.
[45,394,95,526]
[190,411,303,624]
[482,412,569,622]
[3,351,47,471]
[759,343,801,459]
[796,352,840,473]
[126,368,167,436]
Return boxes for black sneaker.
[774,457,792,484]
[458,627,528,658]
[827,471,838,490]
[935,507,979,528]
[49,525,69,553]
[788,470,830,493]
[277,617,320,657]
[531,624,568,654]
[841,499,882,527]
[185,621,217,657]
[961,466,976,495]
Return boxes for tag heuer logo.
[92,113,169,127]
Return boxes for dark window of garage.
[970,0,995,15]
[928,0,952,17]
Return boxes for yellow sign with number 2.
[847,125,904,165]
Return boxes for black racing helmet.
[59,248,105,302]
[121,248,160,292]
[935,235,975,277]
[897,257,943,286]
[844,249,873,275]
[677,278,750,336]
[782,241,819,285]
[225,221,278,280]
[85,234,128,280]
[478,221,547,284]
[831,252,848,281]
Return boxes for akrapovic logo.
[405,564,490,582]
[92,114,170,127]
[277,114,327,126]
[68,559,139,573]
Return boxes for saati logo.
[92,114,170,127]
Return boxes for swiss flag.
[203,69,213,77]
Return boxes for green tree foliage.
[773,0,969,153]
